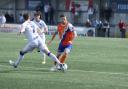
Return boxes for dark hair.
[60,14,65,18]
[23,13,30,20]
[34,11,41,16]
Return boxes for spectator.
[85,19,92,27]
[91,18,99,27]
[18,13,24,23]
[35,3,42,12]
[44,2,50,23]
[118,19,126,38]
[71,2,76,15]
[5,12,10,23]
[87,7,94,20]
[71,2,81,25]
[102,20,110,37]
[10,14,14,23]
[97,20,103,37]
[49,3,54,24]
[0,14,6,27]
[91,19,99,36]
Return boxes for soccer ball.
[63,63,68,70]
[55,63,68,71]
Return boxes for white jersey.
[0,15,6,24]
[33,19,47,43]
[33,19,47,33]
[44,4,50,13]
[21,21,39,42]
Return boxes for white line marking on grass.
[24,39,27,40]
[0,64,128,76]
[70,69,128,76]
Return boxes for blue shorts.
[58,43,72,53]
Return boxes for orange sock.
[60,53,67,63]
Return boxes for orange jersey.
[61,23,75,46]
[57,23,66,39]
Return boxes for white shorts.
[40,33,45,44]
[22,36,48,53]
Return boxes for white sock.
[49,53,60,64]
[15,54,24,66]
[40,51,46,62]
[43,54,46,62]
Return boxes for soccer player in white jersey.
[9,13,64,71]
[0,14,6,27]
[33,11,48,64]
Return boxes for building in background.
[0,0,98,25]
[0,0,128,27]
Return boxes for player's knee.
[47,52,51,56]
[65,49,70,54]
[20,51,25,56]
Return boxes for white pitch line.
[0,64,128,76]
[24,39,27,40]
[70,69,128,76]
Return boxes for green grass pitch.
[0,32,128,89]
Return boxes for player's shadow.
[0,69,50,74]
[0,70,16,73]
[0,61,8,63]
[0,62,53,73]
[21,68,50,73]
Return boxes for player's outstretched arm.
[44,27,48,33]
[74,31,77,38]
[47,31,58,45]
[17,25,25,36]
[17,32,22,36]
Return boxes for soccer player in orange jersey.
[48,15,77,71]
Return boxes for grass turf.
[0,33,128,89]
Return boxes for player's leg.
[9,50,26,68]
[40,46,61,64]
[59,44,72,63]
[42,53,46,64]
[55,53,61,64]
[50,43,64,71]
[39,50,46,64]
[39,44,65,71]
[9,43,35,68]
[41,34,46,64]
[38,36,60,64]
[59,52,68,63]
[54,44,72,70]
[50,52,62,71]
